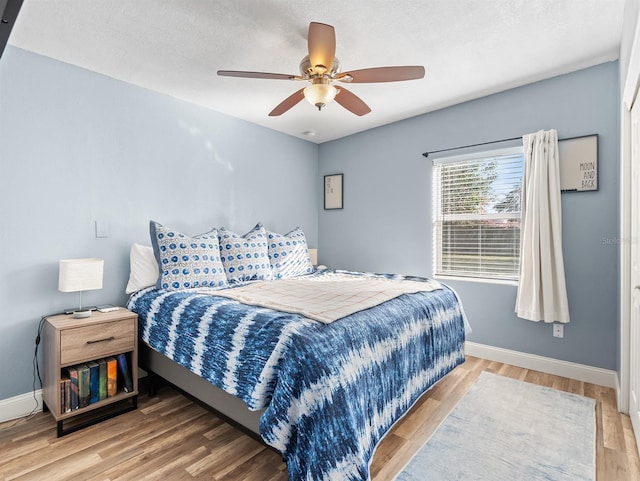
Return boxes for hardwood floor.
[1,356,639,480]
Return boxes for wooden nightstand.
[41,308,139,437]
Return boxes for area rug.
[395,372,595,481]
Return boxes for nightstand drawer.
[60,318,135,366]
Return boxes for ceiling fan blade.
[335,87,371,116]
[217,70,297,80]
[269,89,305,116]
[308,22,336,73]
[339,66,425,83]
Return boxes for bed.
[127,266,467,481]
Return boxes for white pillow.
[125,244,159,294]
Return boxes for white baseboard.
[0,389,42,424]
[465,341,618,389]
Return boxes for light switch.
[95,220,109,238]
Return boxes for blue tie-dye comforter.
[127,269,466,480]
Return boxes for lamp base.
[72,309,92,319]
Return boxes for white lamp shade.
[58,258,104,292]
[303,83,337,108]
[308,248,318,266]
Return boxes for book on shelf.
[66,366,79,411]
[116,353,133,393]
[87,361,100,404]
[78,364,91,408]
[106,357,117,397]
[59,376,71,414]
[63,376,71,413]
[98,358,107,401]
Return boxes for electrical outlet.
[553,323,564,338]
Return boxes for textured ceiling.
[8,0,625,143]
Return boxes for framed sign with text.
[559,134,598,192]
[324,174,343,210]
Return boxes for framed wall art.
[324,174,343,210]
[559,134,598,192]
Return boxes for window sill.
[434,274,518,287]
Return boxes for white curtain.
[515,129,570,323]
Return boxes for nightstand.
[41,308,139,437]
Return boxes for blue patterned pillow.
[262,225,314,279]
[217,226,272,284]
[149,221,228,291]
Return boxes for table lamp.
[58,258,104,318]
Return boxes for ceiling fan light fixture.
[217,23,424,116]
[303,81,337,111]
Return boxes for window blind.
[432,149,524,281]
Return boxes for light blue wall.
[319,62,620,370]
[0,46,319,400]
[0,45,622,403]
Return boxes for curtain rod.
[421,133,597,158]
[422,136,520,158]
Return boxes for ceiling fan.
[217,22,425,117]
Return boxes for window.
[432,147,524,281]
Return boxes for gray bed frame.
[139,342,264,440]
